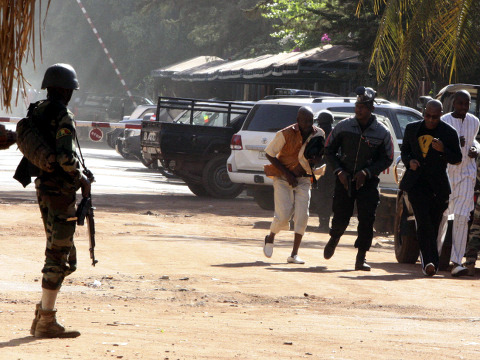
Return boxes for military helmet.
[41,63,79,90]
[355,86,376,104]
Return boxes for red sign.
[89,128,103,142]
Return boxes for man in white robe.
[438,90,480,276]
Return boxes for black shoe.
[423,263,436,277]
[324,237,340,259]
[355,251,371,271]
[355,261,371,271]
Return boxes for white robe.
[441,112,480,216]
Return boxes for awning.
[151,45,360,82]
[151,56,225,78]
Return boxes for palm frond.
[428,0,478,83]
[0,0,50,111]
[358,0,480,103]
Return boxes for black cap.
[355,86,376,104]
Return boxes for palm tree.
[357,0,480,103]
[0,0,50,110]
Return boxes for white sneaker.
[287,255,305,264]
[451,264,469,277]
[263,236,273,258]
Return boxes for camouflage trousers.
[467,198,480,259]
[35,179,77,290]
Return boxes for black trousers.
[330,176,380,251]
[311,165,335,220]
[408,184,448,269]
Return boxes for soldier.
[0,124,16,150]
[465,157,480,276]
[15,64,91,338]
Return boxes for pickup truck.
[140,97,255,198]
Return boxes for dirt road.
[0,192,479,360]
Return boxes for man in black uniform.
[323,87,394,270]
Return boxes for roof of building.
[151,45,360,82]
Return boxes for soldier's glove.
[80,174,91,198]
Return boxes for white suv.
[227,96,422,233]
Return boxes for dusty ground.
[0,192,480,360]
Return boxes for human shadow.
[337,261,429,281]
[266,265,329,273]
[211,261,280,268]
[0,335,37,348]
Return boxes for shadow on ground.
[0,336,37,348]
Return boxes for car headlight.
[125,129,140,137]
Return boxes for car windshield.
[325,106,421,139]
[243,104,301,131]
[174,110,240,127]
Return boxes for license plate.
[143,132,157,141]
[258,151,267,159]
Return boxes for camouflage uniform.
[32,100,82,290]
[466,156,480,260]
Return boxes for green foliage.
[259,0,327,48]
[358,0,480,103]
[35,0,279,97]
[257,0,378,52]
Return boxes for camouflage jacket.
[18,100,82,191]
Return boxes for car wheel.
[115,140,132,160]
[394,191,419,264]
[374,196,396,234]
[202,157,244,199]
[253,188,274,211]
[186,183,210,197]
[140,153,151,168]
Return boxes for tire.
[253,188,274,211]
[186,183,210,197]
[374,196,395,234]
[202,157,244,199]
[140,153,150,168]
[394,191,419,263]
[115,140,132,160]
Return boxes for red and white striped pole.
[75,0,136,107]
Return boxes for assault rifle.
[76,168,97,266]
[76,195,98,266]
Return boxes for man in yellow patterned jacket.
[263,107,324,264]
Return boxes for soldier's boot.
[29,302,42,336]
[464,257,476,277]
[34,309,80,338]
